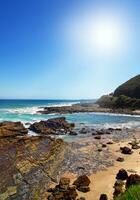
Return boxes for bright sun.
[93,20,121,52]
[65,14,124,55]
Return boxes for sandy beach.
[58,130,140,200]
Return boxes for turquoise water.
[0,99,140,129]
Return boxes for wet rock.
[116,169,128,180]
[120,146,133,154]
[29,117,74,135]
[69,131,78,136]
[126,174,140,188]
[99,194,108,200]
[96,130,105,135]
[25,122,31,126]
[0,121,28,137]
[94,135,101,140]
[113,180,125,198]
[116,157,124,162]
[108,128,122,131]
[80,128,88,134]
[92,130,98,135]
[73,175,91,193]
[108,128,114,131]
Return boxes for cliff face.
[114,75,140,99]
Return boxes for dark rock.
[108,127,122,131]
[126,174,140,188]
[102,144,107,148]
[73,175,90,193]
[0,121,28,137]
[80,128,88,134]
[120,146,133,154]
[99,194,108,200]
[106,141,113,145]
[116,169,128,180]
[97,130,105,135]
[92,130,98,135]
[29,117,74,135]
[116,157,124,162]
[108,128,114,131]
[104,130,112,135]
[48,179,78,200]
[25,122,31,126]
[77,186,90,193]
[69,131,78,136]
[73,175,90,187]
[94,135,101,140]
[47,188,55,193]
[98,148,102,152]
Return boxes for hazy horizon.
[0,0,139,99]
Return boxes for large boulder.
[29,117,74,135]
[0,121,28,137]
[73,175,91,193]
[126,174,140,188]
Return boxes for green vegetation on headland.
[97,95,140,109]
[116,185,140,200]
[114,75,140,99]
[97,74,140,110]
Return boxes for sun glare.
[65,13,126,56]
[92,20,121,52]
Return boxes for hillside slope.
[114,75,140,99]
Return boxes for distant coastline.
[38,102,140,116]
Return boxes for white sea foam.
[0,102,79,115]
[46,102,79,107]
[0,106,44,115]
[87,112,140,118]
[88,121,140,129]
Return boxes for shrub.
[115,185,140,200]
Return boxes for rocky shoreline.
[0,118,140,199]
[38,103,140,116]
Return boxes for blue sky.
[0,0,139,99]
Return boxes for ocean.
[0,99,140,129]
